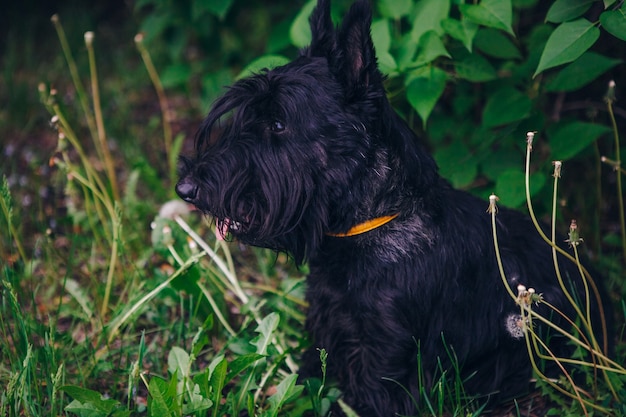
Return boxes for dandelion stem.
[85,32,120,201]
[605,84,626,262]
[135,34,175,187]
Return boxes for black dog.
[176,0,610,415]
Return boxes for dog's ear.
[336,0,381,100]
[308,0,336,58]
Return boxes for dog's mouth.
[215,217,243,240]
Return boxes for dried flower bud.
[605,80,616,103]
[552,160,562,178]
[84,31,94,46]
[487,194,499,214]
[526,131,535,151]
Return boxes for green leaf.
[482,88,532,128]
[433,141,479,188]
[372,20,398,73]
[60,386,120,414]
[236,55,290,79]
[183,385,213,415]
[193,0,233,20]
[413,31,451,66]
[474,28,521,59]
[410,0,450,43]
[266,374,304,416]
[251,313,279,355]
[533,19,600,77]
[209,358,228,417]
[377,0,412,19]
[459,0,514,36]
[406,67,448,127]
[372,19,392,53]
[495,170,546,208]
[548,122,612,160]
[226,353,265,383]
[600,9,626,41]
[168,346,190,378]
[546,0,594,24]
[290,0,317,48]
[546,52,621,92]
[454,53,497,82]
[481,146,524,181]
[147,378,177,417]
[65,400,108,417]
[441,18,479,52]
[161,63,191,88]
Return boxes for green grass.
[2,1,626,416]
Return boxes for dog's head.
[176,0,437,262]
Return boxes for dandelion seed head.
[158,200,191,219]
[505,314,525,339]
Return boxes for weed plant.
[2,1,626,416]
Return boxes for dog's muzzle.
[175,178,198,203]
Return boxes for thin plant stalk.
[50,15,97,142]
[135,34,175,186]
[605,80,626,262]
[0,177,27,262]
[524,133,610,353]
[85,32,120,201]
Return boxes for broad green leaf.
[495,170,546,208]
[237,55,290,79]
[161,63,191,88]
[546,52,621,92]
[372,20,397,73]
[604,0,618,7]
[413,31,451,66]
[168,346,190,378]
[474,28,521,59]
[226,353,265,383]
[148,378,177,417]
[406,67,448,127]
[433,141,479,188]
[410,0,450,42]
[183,384,212,415]
[209,358,228,417]
[60,386,120,413]
[548,122,612,160]
[481,146,524,181]
[600,9,626,41]
[290,0,316,48]
[267,374,304,416]
[482,88,531,128]
[546,0,594,24]
[65,400,108,417]
[372,19,392,53]
[459,0,514,36]
[377,0,412,19]
[441,18,479,52]
[192,0,233,20]
[251,313,279,355]
[533,19,600,77]
[454,53,497,82]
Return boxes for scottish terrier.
[176,0,611,415]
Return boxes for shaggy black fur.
[176,1,611,415]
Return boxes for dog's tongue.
[216,218,230,241]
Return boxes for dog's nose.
[176,178,198,202]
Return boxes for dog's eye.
[269,120,285,133]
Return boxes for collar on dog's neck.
[327,214,399,237]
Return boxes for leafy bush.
[2,0,626,416]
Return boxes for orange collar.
[327,214,399,237]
